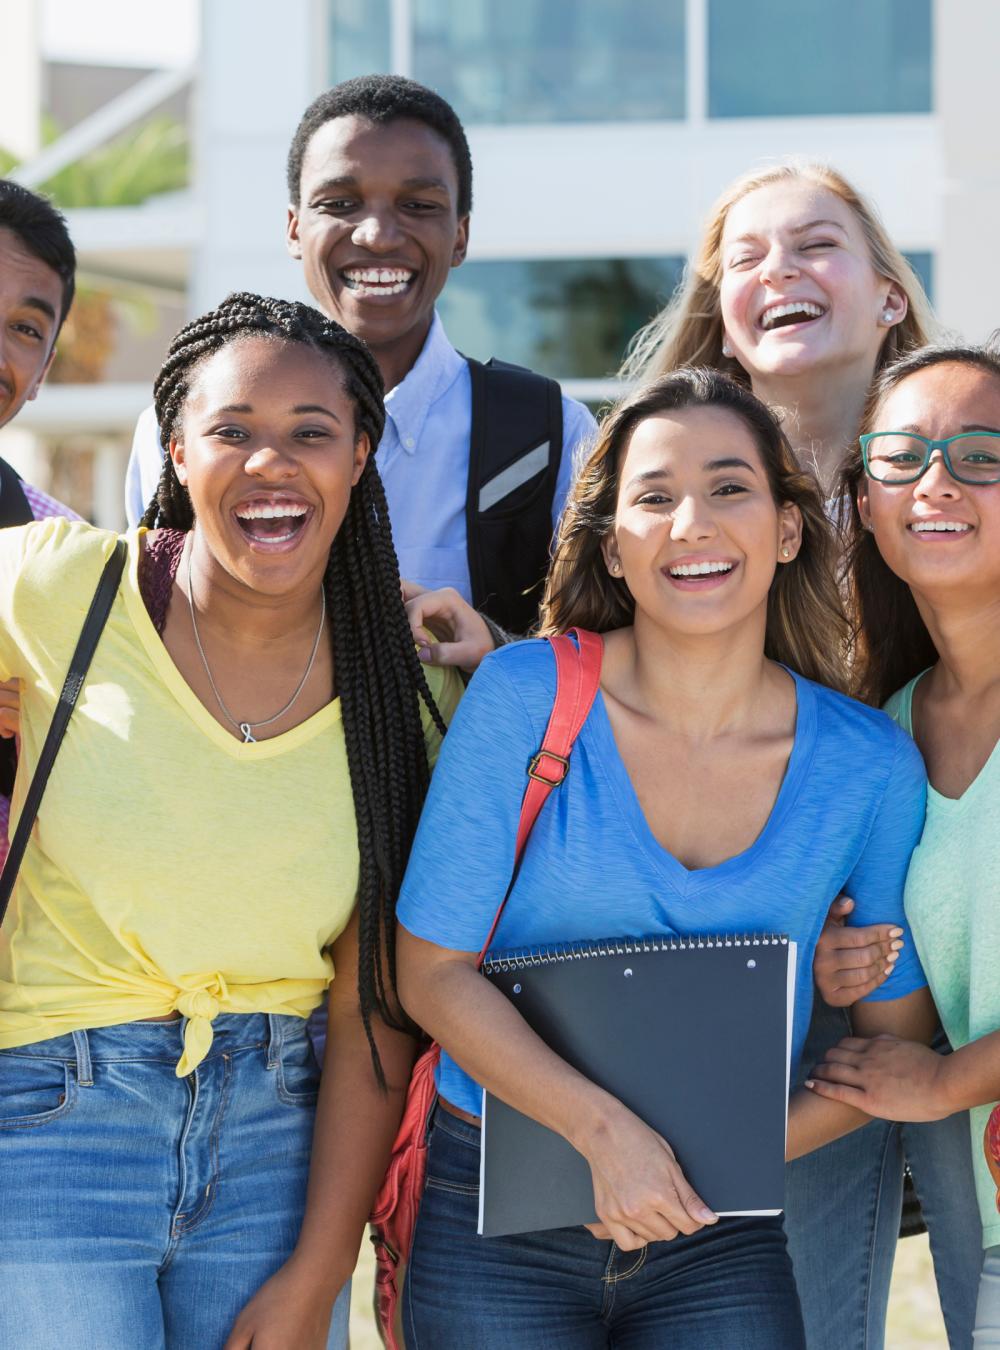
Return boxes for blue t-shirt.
[397,640,928,1116]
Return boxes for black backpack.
[465,357,565,635]
[0,458,35,797]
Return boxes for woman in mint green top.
[810,340,1000,1341]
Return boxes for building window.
[904,251,933,304]
[329,0,391,85]
[707,0,932,118]
[435,258,685,380]
[413,0,685,124]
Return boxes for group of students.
[0,72,997,1350]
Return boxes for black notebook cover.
[478,934,796,1238]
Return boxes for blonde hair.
[540,367,850,692]
[621,160,936,387]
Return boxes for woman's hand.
[806,1034,952,1122]
[402,580,497,673]
[579,1103,717,1250]
[222,1254,348,1350]
[0,678,20,739]
[812,895,904,1006]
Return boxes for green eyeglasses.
[861,431,1000,485]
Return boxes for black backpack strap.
[465,357,563,634]
[0,458,34,531]
[0,538,127,927]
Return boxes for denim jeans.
[403,1106,806,1349]
[786,1000,982,1349]
[975,1248,1000,1345]
[0,1014,350,1350]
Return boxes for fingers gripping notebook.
[478,933,797,1239]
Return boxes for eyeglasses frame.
[860,430,1000,486]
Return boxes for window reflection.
[708,0,931,117]
[329,0,391,85]
[413,0,685,124]
[436,258,685,379]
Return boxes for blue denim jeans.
[0,1014,350,1350]
[404,1106,806,1349]
[975,1247,1000,1346]
[786,1000,982,1349]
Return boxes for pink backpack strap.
[475,628,603,966]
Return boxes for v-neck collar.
[120,530,341,760]
[898,668,1000,811]
[587,668,818,895]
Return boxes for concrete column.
[92,440,129,530]
[0,0,42,159]
[935,0,1000,341]
[192,0,320,314]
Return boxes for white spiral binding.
[482,932,789,974]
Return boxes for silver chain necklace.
[184,545,327,744]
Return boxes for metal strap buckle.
[527,749,569,786]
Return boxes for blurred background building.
[1,0,997,525]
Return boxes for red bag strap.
[475,628,603,966]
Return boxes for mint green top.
[885,673,1000,1248]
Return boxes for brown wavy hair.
[837,339,1000,706]
[540,367,849,691]
[620,161,936,387]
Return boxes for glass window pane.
[414,0,685,124]
[708,0,931,117]
[436,258,685,380]
[329,0,391,84]
[904,251,934,304]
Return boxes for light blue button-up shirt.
[125,314,596,603]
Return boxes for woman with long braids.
[0,292,459,1350]
[622,161,983,1347]
[394,368,937,1349]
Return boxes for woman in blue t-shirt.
[395,368,937,1348]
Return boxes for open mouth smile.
[340,267,416,298]
[233,498,314,550]
[665,559,737,589]
[758,301,826,332]
[908,520,973,538]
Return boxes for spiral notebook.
[478,933,797,1238]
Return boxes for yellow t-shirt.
[0,519,460,1075]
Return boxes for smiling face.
[719,180,905,384]
[170,335,369,596]
[286,115,469,376]
[860,361,1000,606]
[0,227,64,430]
[603,405,801,641]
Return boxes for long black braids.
[145,291,447,1084]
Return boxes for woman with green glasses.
[811,340,1000,1342]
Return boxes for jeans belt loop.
[265,1012,283,1070]
[71,1028,93,1087]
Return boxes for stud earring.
[610,560,622,575]
[781,547,791,559]
[722,337,733,358]
[882,309,894,323]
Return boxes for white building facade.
[2,0,999,522]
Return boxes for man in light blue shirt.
[126,76,594,627]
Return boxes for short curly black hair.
[286,75,473,216]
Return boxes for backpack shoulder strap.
[475,629,603,966]
[465,356,564,631]
[0,538,127,926]
[0,458,35,531]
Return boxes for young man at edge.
[0,180,81,860]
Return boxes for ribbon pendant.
[239,722,256,744]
